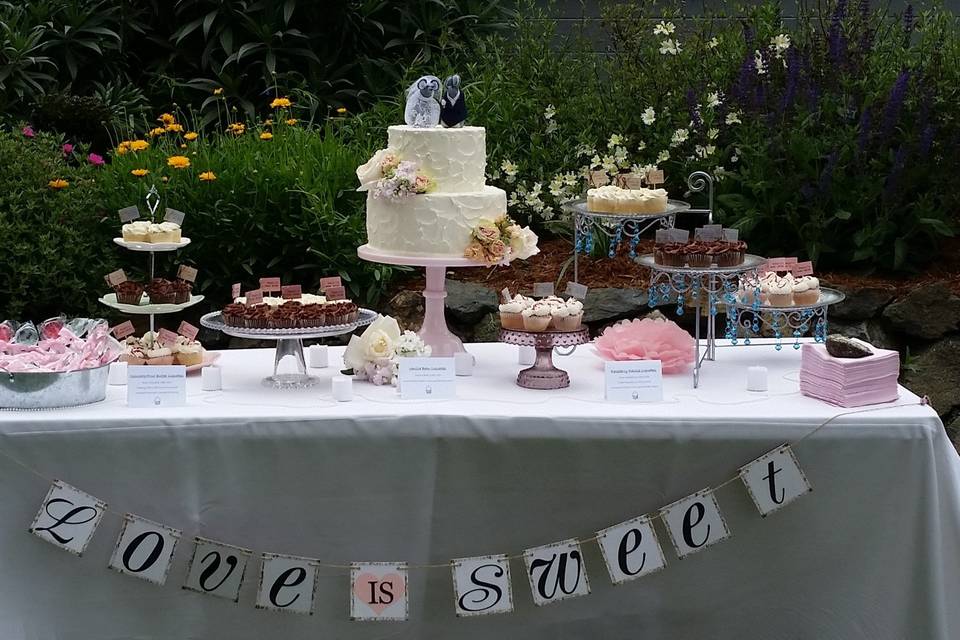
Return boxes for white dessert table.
[0,342,957,639]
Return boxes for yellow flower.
[158,113,176,125]
[227,122,246,136]
[148,127,166,137]
[336,107,347,114]
[167,155,191,170]
[116,141,131,155]
[184,132,198,141]
[285,118,298,125]
[199,171,217,182]
[264,119,274,126]
[180,143,187,148]
[165,123,184,133]
[270,97,292,109]
[213,87,223,95]
[129,139,149,151]
[131,169,149,177]
[48,179,69,190]
[259,131,273,140]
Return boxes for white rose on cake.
[356,148,398,191]
[507,225,540,260]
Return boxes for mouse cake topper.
[440,74,467,128]
[404,75,441,127]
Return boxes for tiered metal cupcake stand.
[200,309,376,389]
[358,244,489,357]
[729,287,845,349]
[99,185,204,333]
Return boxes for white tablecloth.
[1,342,958,639]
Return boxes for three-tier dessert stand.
[200,309,376,388]
[99,185,204,333]
[358,244,490,357]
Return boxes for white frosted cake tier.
[387,125,486,193]
[365,185,506,257]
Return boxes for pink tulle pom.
[593,318,695,374]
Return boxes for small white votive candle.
[309,344,329,368]
[201,365,222,391]
[454,351,474,376]
[747,366,768,392]
[108,361,128,386]
[332,375,353,402]
[518,345,536,365]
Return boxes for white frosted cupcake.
[122,220,151,243]
[499,299,527,330]
[522,304,552,332]
[792,276,820,305]
[765,278,794,307]
[559,298,584,330]
[173,337,204,366]
[145,345,174,365]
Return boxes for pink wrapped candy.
[0,318,120,373]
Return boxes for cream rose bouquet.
[464,214,540,264]
[343,315,431,385]
[356,148,399,191]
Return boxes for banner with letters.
[24,443,813,621]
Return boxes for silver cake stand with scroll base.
[730,287,846,351]
[201,309,376,388]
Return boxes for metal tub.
[0,361,113,410]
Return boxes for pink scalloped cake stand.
[358,244,496,357]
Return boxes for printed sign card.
[256,553,319,615]
[259,277,281,293]
[111,321,136,339]
[29,480,106,555]
[604,361,663,402]
[157,328,179,346]
[127,365,186,408]
[500,287,512,303]
[451,554,513,617]
[231,283,241,299]
[588,170,610,187]
[646,169,665,185]
[176,265,198,283]
[523,539,590,606]
[108,514,181,585]
[183,537,252,602]
[667,229,689,243]
[532,282,555,297]
[722,228,740,242]
[660,489,731,558]
[245,289,264,305]
[319,276,342,292]
[564,282,589,300]
[695,226,723,241]
[281,284,302,300]
[350,562,409,621]
[596,515,667,584]
[325,286,347,301]
[792,261,814,276]
[398,358,455,399]
[740,445,811,516]
[177,321,199,341]
[163,208,186,225]
[118,206,140,223]
[104,269,128,287]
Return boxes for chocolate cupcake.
[298,304,326,328]
[244,304,273,328]
[222,303,247,326]
[716,240,747,267]
[683,242,712,268]
[114,281,145,305]
[274,301,302,328]
[146,278,177,304]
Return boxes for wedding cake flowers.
[343,315,431,386]
[356,147,434,200]
[464,215,539,265]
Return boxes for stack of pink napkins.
[799,341,900,407]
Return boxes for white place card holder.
[398,357,455,399]
[596,515,667,584]
[740,445,812,516]
[522,538,591,606]
[564,281,589,300]
[108,514,181,585]
[532,282,555,297]
[29,480,107,555]
[451,554,514,617]
[182,537,251,602]
[350,562,409,621]
[127,365,187,407]
[659,489,731,559]
[256,553,319,615]
[604,360,663,402]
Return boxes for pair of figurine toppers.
[404,74,467,128]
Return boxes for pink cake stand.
[358,244,495,357]
[499,327,590,389]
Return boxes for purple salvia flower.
[856,107,872,154]
[903,4,914,34]
[879,70,910,141]
[818,151,839,196]
[859,0,870,18]
[741,21,754,46]
[883,145,908,202]
[919,124,935,158]
[731,54,755,108]
[829,0,848,64]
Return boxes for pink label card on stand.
[177,321,199,341]
[646,169,665,185]
[245,289,264,305]
[281,285,302,300]
[111,321,135,339]
[259,277,281,293]
[177,265,198,283]
[765,257,789,271]
[231,283,241,299]
[157,328,179,346]
[325,286,347,301]
[104,269,128,287]
[319,276,342,292]
[792,261,814,276]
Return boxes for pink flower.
[475,224,500,244]
[593,318,695,374]
[21,126,35,138]
[87,153,105,167]
[62,143,74,155]
[487,239,507,259]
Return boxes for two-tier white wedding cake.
[356,125,537,263]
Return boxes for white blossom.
[670,128,689,147]
[653,21,676,36]
[549,175,565,198]
[544,104,556,120]
[754,49,767,75]
[641,107,656,125]
[501,159,518,176]
[576,143,595,157]
[607,134,624,148]
[637,140,647,151]
[590,154,602,168]
[726,111,742,125]
[657,150,671,163]
[707,36,720,49]
[659,39,682,56]
[770,34,791,54]
[714,166,728,181]
[546,120,558,134]
[706,91,722,108]
[707,127,719,140]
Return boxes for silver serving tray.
[0,359,115,410]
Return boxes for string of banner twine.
[0,384,932,570]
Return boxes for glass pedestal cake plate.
[200,309,376,389]
[498,327,590,390]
